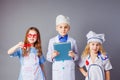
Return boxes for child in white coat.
[78,31,112,80]
[47,15,78,80]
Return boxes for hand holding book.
[52,50,75,59]
[53,42,72,61]
[51,50,59,59]
[68,51,75,58]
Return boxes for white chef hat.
[86,31,105,44]
[56,15,70,26]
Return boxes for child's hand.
[68,51,75,58]
[79,68,88,77]
[17,42,24,48]
[84,72,88,77]
[51,50,59,59]
[8,41,24,54]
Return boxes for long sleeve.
[73,40,79,61]
[46,39,54,62]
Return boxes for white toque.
[86,31,105,44]
[56,15,70,26]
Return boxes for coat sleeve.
[46,39,54,62]
[72,40,79,61]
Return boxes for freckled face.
[56,23,70,37]
[89,42,100,54]
[27,30,37,44]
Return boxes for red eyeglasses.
[27,34,37,38]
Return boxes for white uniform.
[47,35,78,80]
[78,53,112,80]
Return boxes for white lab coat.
[78,54,112,80]
[47,35,78,80]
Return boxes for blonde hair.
[81,42,106,58]
[22,27,42,57]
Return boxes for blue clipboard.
[53,42,72,61]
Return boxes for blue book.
[53,42,72,61]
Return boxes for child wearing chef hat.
[78,31,112,80]
[47,15,78,80]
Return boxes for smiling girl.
[8,27,46,80]
[78,31,112,80]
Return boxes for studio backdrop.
[0,0,120,80]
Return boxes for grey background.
[0,0,120,80]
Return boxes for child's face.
[89,42,100,54]
[56,23,70,36]
[27,30,37,44]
